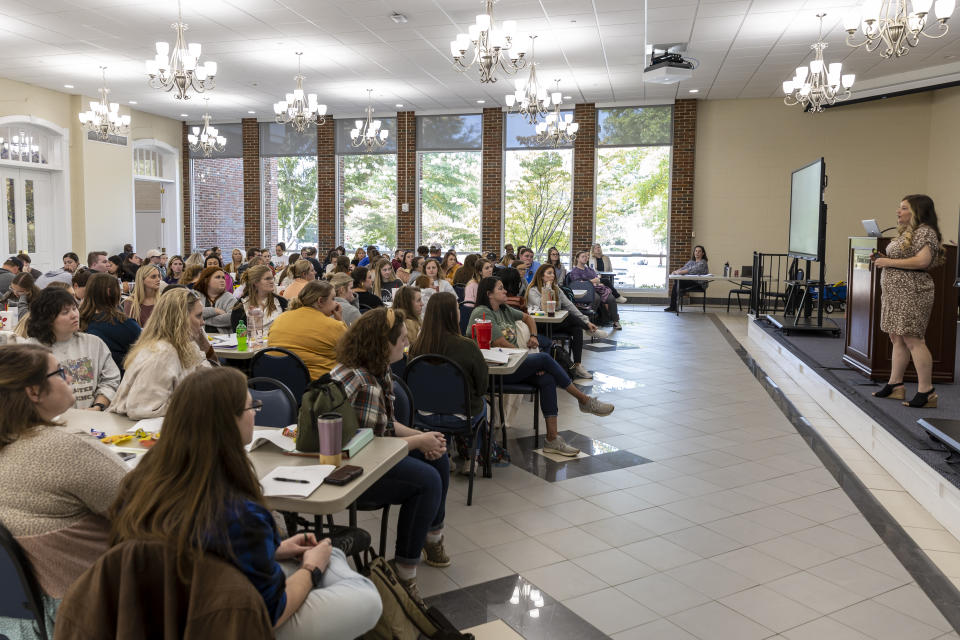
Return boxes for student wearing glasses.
[109,367,381,639]
[0,344,128,639]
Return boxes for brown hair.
[240,265,279,316]
[11,272,39,301]
[79,273,126,329]
[392,286,421,325]
[194,266,226,302]
[179,264,203,285]
[453,254,480,286]
[0,344,58,448]
[371,257,396,297]
[526,263,559,305]
[109,367,260,581]
[336,307,406,377]
[288,280,334,310]
[409,292,460,358]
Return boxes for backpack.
[296,374,360,452]
[360,549,474,640]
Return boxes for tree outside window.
[419,151,481,252]
[504,149,573,258]
[338,154,397,250]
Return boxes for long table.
[61,409,407,517]
[667,274,739,314]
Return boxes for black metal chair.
[358,304,373,314]
[568,280,599,323]
[250,347,311,405]
[677,282,707,313]
[499,382,540,450]
[452,283,466,303]
[727,265,754,312]
[459,302,474,336]
[0,520,49,640]
[404,354,485,505]
[247,377,298,427]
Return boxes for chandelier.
[144,0,217,99]
[350,90,389,151]
[535,81,578,146]
[78,67,131,140]
[783,14,855,113]
[187,99,226,157]
[273,52,327,134]
[451,0,527,83]
[844,0,954,58]
[505,36,551,124]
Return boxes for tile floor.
[358,307,960,639]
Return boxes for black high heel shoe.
[873,382,904,400]
[904,388,938,408]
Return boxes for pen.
[274,477,309,483]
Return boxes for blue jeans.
[357,449,449,565]
[502,352,572,418]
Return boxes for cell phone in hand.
[325,465,363,486]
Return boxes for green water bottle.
[236,320,248,352]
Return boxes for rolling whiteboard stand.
[765,157,840,337]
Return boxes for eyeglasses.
[245,399,263,414]
[46,366,67,381]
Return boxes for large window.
[504,113,573,259]
[335,119,397,250]
[417,115,482,253]
[189,122,243,252]
[595,106,673,289]
[260,123,318,251]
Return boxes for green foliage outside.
[276,156,318,249]
[340,155,397,249]
[505,150,572,257]
[419,151,481,252]
[596,146,671,251]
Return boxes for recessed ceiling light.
[63,84,74,89]
[180,113,188,117]
[128,100,138,104]
[396,103,404,108]
[476,99,485,104]
[391,12,408,24]
[688,89,700,93]
[248,110,256,114]
[563,95,572,100]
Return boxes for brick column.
[572,103,596,256]
[481,108,504,254]
[669,100,697,279]
[241,118,261,249]
[317,118,336,249]
[396,111,416,249]
[181,122,191,252]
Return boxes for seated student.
[184,252,205,270]
[409,292,487,474]
[204,253,234,292]
[329,309,449,603]
[569,249,621,329]
[18,253,42,280]
[280,259,314,300]
[372,257,402,303]
[467,277,614,457]
[498,267,527,311]
[359,245,379,268]
[276,252,301,289]
[393,285,423,343]
[120,253,141,282]
[330,255,352,277]
[178,263,203,288]
[441,251,460,284]
[109,367,381,639]
[413,274,436,310]
[80,273,142,372]
[396,251,415,284]
[25,287,120,411]
[230,265,288,333]
[422,258,454,295]
[665,245,709,312]
[164,255,185,284]
[194,266,239,334]
[9,272,40,321]
[590,243,626,303]
[268,281,346,380]
[109,288,212,418]
[123,264,163,327]
[351,247,366,267]
[545,246,567,285]
[106,255,124,280]
[329,272,361,327]
[408,256,425,283]
[351,266,384,309]
[322,248,340,274]
[1,255,23,295]
[36,252,80,289]
[391,249,403,271]
[526,264,607,380]
[0,344,127,639]
[224,247,244,279]
[452,254,479,287]
[517,247,540,285]
[464,258,493,305]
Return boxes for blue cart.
[812,281,847,313]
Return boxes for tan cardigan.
[109,340,210,419]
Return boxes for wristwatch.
[301,563,323,588]
[92,402,107,411]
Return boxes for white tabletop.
[530,310,568,323]
[668,274,736,281]
[487,350,528,376]
[61,409,407,516]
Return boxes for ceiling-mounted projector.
[643,51,694,85]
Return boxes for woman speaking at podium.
[872,195,944,408]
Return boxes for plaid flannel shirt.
[329,364,396,437]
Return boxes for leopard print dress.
[880,224,940,338]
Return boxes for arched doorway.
[132,139,180,255]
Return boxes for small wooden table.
[60,409,407,518]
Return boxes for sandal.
[904,388,938,408]
[872,382,904,400]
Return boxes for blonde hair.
[241,265,279,316]
[126,264,160,324]
[328,272,352,296]
[288,280,334,310]
[125,289,204,370]
[184,253,204,269]
[292,259,313,279]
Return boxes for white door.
[1,169,53,266]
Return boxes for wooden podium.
[843,237,957,383]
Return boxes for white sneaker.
[589,328,610,340]
[616,295,627,303]
[543,435,580,457]
[579,396,614,416]
[572,363,593,379]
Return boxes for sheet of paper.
[245,429,297,452]
[480,349,509,364]
[492,347,527,355]
[261,465,336,497]
[212,335,238,348]
[127,417,165,433]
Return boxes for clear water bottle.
[247,307,264,344]
[723,262,730,277]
